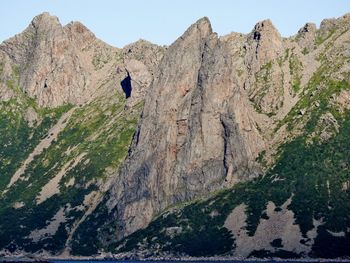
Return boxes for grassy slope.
[0,65,142,254]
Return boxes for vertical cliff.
[111,13,350,259]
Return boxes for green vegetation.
[0,63,142,254]
[0,92,141,253]
[251,61,281,116]
[302,47,309,55]
[92,51,113,70]
[277,57,350,132]
[70,194,120,256]
[114,95,350,258]
[288,53,302,93]
[315,28,336,46]
[0,99,71,192]
[0,62,4,74]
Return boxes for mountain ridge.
[0,12,350,259]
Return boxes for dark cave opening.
[121,72,132,99]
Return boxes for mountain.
[0,12,350,259]
[0,12,165,257]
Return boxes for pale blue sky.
[0,0,349,47]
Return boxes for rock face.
[105,17,267,239]
[121,40,164,107]
[103,12,350,252]
[296,23,317,52]
[1,11,350,259]
[0,12,163,107]
[246,19,283,69]
[1,13,95,106]
[110,12,350,259]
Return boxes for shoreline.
[2,254,350,263]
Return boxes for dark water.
[1,260,346,263]
[49,260,344,263]
[2,260,346,263]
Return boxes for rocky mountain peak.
[65,21,93,35]
[319,17,337,34]
[246,19,283,70]
[296,22,316,51]
[30,12,62,31]
[64,21,96,47]
[321,13,350,32]
[298,22,317,34]
[194,16,212,33]
[252,19,279,37]
[251,19,282,45]
[179,16,213,43]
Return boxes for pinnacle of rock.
[247,18,283,68]
[194,16,212,33]
[251,19,281,40]
[297,23,316,51]
[31,12,62,29]
[298,22,317,34]
[65,21,96,46]
[65,21,93,36]
[179,16,213,43]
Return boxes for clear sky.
[0,0,349,47]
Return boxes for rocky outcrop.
[1,13,96,106]
[244,19,285,115]
[103,13,350,246]
[246,19,283,70]
[296,23,316,52]
[121,39,166,107]
[106,17,267,240]
[0,12,165,107]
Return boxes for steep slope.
[96,16,313,246]
[101,16,267,245]
[0,11,349,259]
[110,14,350,259]
[0,12,164,256]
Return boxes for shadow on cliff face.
[121,72,132,99]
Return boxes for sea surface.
[2,259,348,263]
[49,260,349,263]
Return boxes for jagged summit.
[195,16,212,29]
[296,22,317,52]
[251,19,281,38]
[245,18,283,70]
[29,12,97,46]
[65,20,93,34]
[0,12,350,259]
[298,22,317,34]
[31,12,61,28]
[177,16,213,43]
[0,11,165,107]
